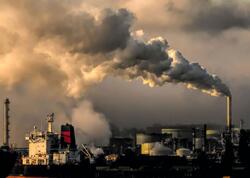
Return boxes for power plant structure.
[3,98,10,147]
[2,95,250,178]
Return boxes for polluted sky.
[0,0,250,146]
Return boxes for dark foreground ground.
[8,165,250,178]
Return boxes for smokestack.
[47,113,54,133]
[192,128,196,152]
[202,124,207,152]
[226,96,232,133]
[3,98,10,147]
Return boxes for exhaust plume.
[113,37,230,96]
[72,100,111,145]
[0,0,230,97]
[0,0,231,145]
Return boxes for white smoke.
[72,100,111,145]
[89,144,104,157]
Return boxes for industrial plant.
[1,0,250,178]
[0,97,249,178]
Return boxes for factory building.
[109,137,134,154]
[140,142,173,156]
[136,133,170,145]
[136,125,230,156]
[161,128,193,150]
[135,133,172,155]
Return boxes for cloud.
[121,0,250,34]
[166,0,250,33]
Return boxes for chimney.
[192,128,196,152]
[47,113,54,133]
[226,96,232,133]
[202,124,207,152]
[3,98,10,146]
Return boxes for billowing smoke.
[0,0,230,97]
[72,100,111,145]
[0,0,230,145]
[113,37,230,96]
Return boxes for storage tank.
[150,142,173,156]
[141,142,173,156]
[176,148,191,157]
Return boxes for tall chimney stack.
[202,124,207,152]
[47,113,54,133]
[226,96,232,133]
[3,98,10,146]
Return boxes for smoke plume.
[0,0,231,145]
[71,100,111,145]
[0,0,230,97]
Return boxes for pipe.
[226,96,232,133]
